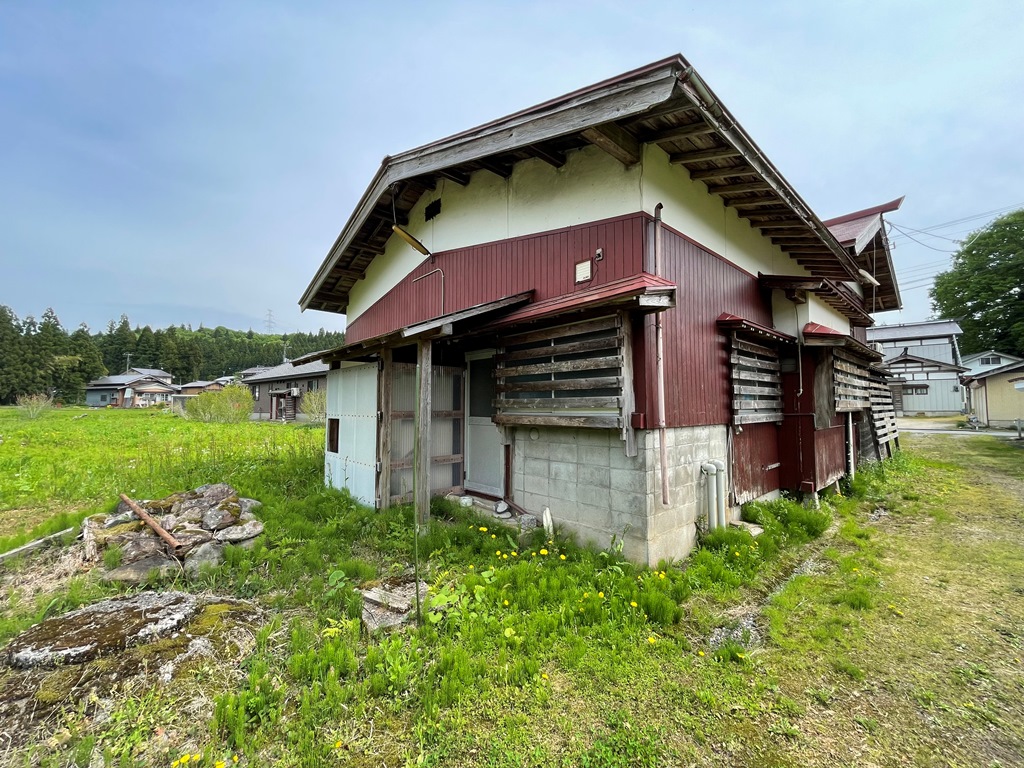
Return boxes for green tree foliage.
[931,209,1024,357]
[0,306,25,404]
[134,325,158,368]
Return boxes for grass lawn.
[1,408,1022,767]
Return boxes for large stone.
[215,520,264,543]
[196,483,236,504]
[173,530,214,552]
[102,555,180,584]
[184,541,224,578]
[201,508,237,532]
[112,534,167,565]
[238,498,262,517]
[5,591,200,668]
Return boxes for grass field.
[1,408,1022,767]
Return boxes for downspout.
[654,204,670,505]
[846,412,856,479]
[701,462,718,531]
[711,459,727,528]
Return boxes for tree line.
[0,307,345,405]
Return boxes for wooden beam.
[376,348,392,509]
[752,219,806,228]
[619,311,637,458]
[707,181,772,194]
[413,340,432,528]
[688,166,758,181]
[725,198,787,209]
[476,158,513,179]
[527,144,566,168]
[781,247,833,254]
[580,122,641,166]
[641,121,715,143]
[669,146,742,163]
[760,228,812,236]
[437,169,470,186]
[626,97,701,124]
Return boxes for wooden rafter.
[688,166,757,181]
[580,122,641,166]
[438,169,470,186]
[527,144,566,168]
[476,158,513,179]
[669,146,742,163]
[641,121,715,143]
[707,181,772,194]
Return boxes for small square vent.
[575,260,592,283]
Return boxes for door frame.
[464,349,504,497]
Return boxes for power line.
[889,223,960,253]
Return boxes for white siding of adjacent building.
[325,363,379,505]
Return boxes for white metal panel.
[325,363,378,505]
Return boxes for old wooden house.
[296,55,902,564]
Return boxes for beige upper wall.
[347,143,837,326]
[977,370,1024,424]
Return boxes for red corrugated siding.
[640,221,773,427]
[346,214,646,344]
[732,423,781,503]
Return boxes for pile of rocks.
[82,483,264,583]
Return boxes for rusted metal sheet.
[731,422,781,503]
[346,213,646,344]
[636,220,773,427]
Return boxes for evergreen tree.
[134,325,158,368]
[104,314,137,373]
[0,306,23,404]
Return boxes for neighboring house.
[128,367,173,385]
[295,55,902,565]
[961,350,1024,377]
[85,373,176,407]
[169,380,225,412]
[962,359,1024,428]
[242,360,328,420]
[866,319,965,415]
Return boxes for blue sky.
[2,1,1022,334]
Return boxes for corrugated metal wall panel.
[347,214,645,343]
[732,423,781,503]
[644,223,773,428]
[326,363,379,505]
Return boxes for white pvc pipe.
[711,459,727,529]
[701,463,718,531]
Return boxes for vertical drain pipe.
[711,459,727,529]
[846,412,856,480]
[654,204,670,505]
[701,463,718,530]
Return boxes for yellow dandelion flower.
[648,636,657,644]
[491,534,496,539]
[733,551,740,557]
[540,548,549,556]
[180,757,190,766]
[173,762,180,768]
[216,762,226,768]
[598,591,604,598]
[630,601,638,608]
[232,758,239,765]
[583,592,589,598]
[659,572,666,579]
[502,554,508,559]
[541,672,549,680]
[496,550,501,556]
[548,539,554,545]
[511,551,518,557]
[852,567,859,572]
[698,650,705,657]
[193,756,201,763]
[469,565,474,570]
[503,600,509,606]
[335,740,343,749]
[479,526,488,532]
[560,554,566,560]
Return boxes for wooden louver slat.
[729,332,783,425]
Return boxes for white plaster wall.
[805,295,852,333]
[639,144,811,279]
[771,292,851,337]
[347,146,643,321]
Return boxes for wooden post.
[414,339,433,528]
[620,311,637,457]
[377,348,393,509]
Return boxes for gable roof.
[300,54,865,315]
[961,349,1024,363]
[130,367,171,378]
[885,351,967,372]
[244,359,329,384]
[823,196,904,313]
[866,319,962,343]
[87,373,147,388]
[964,359,1024,381]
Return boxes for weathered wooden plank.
[731,337,777,357]
[733,384,782,396]
[619,311,636,457]
[392,453,463,471]
[688,165,756,181]
[735,412,784,425]
[497,376,622,393]
[708,181,772,194]
[0,527,75,565]
[414,340,432,527]
[497,334,621,363]
[390,410,465,420]
[494,396,622,410]
[734,399,782,410]
[642,121,715,143]
[730,353,780,371]
[493,414,621,429]
[732,369,782,384]
[669,146,742,163]
[503,315,619,346]
[497,355,622,378]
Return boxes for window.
[308,378,319,391]
[907,386,928,396]
[980,356,1001,366]
[251,385,260,400]
[327,418,339,453]
[100,394,108,403]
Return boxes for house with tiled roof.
[242,360,328,421]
